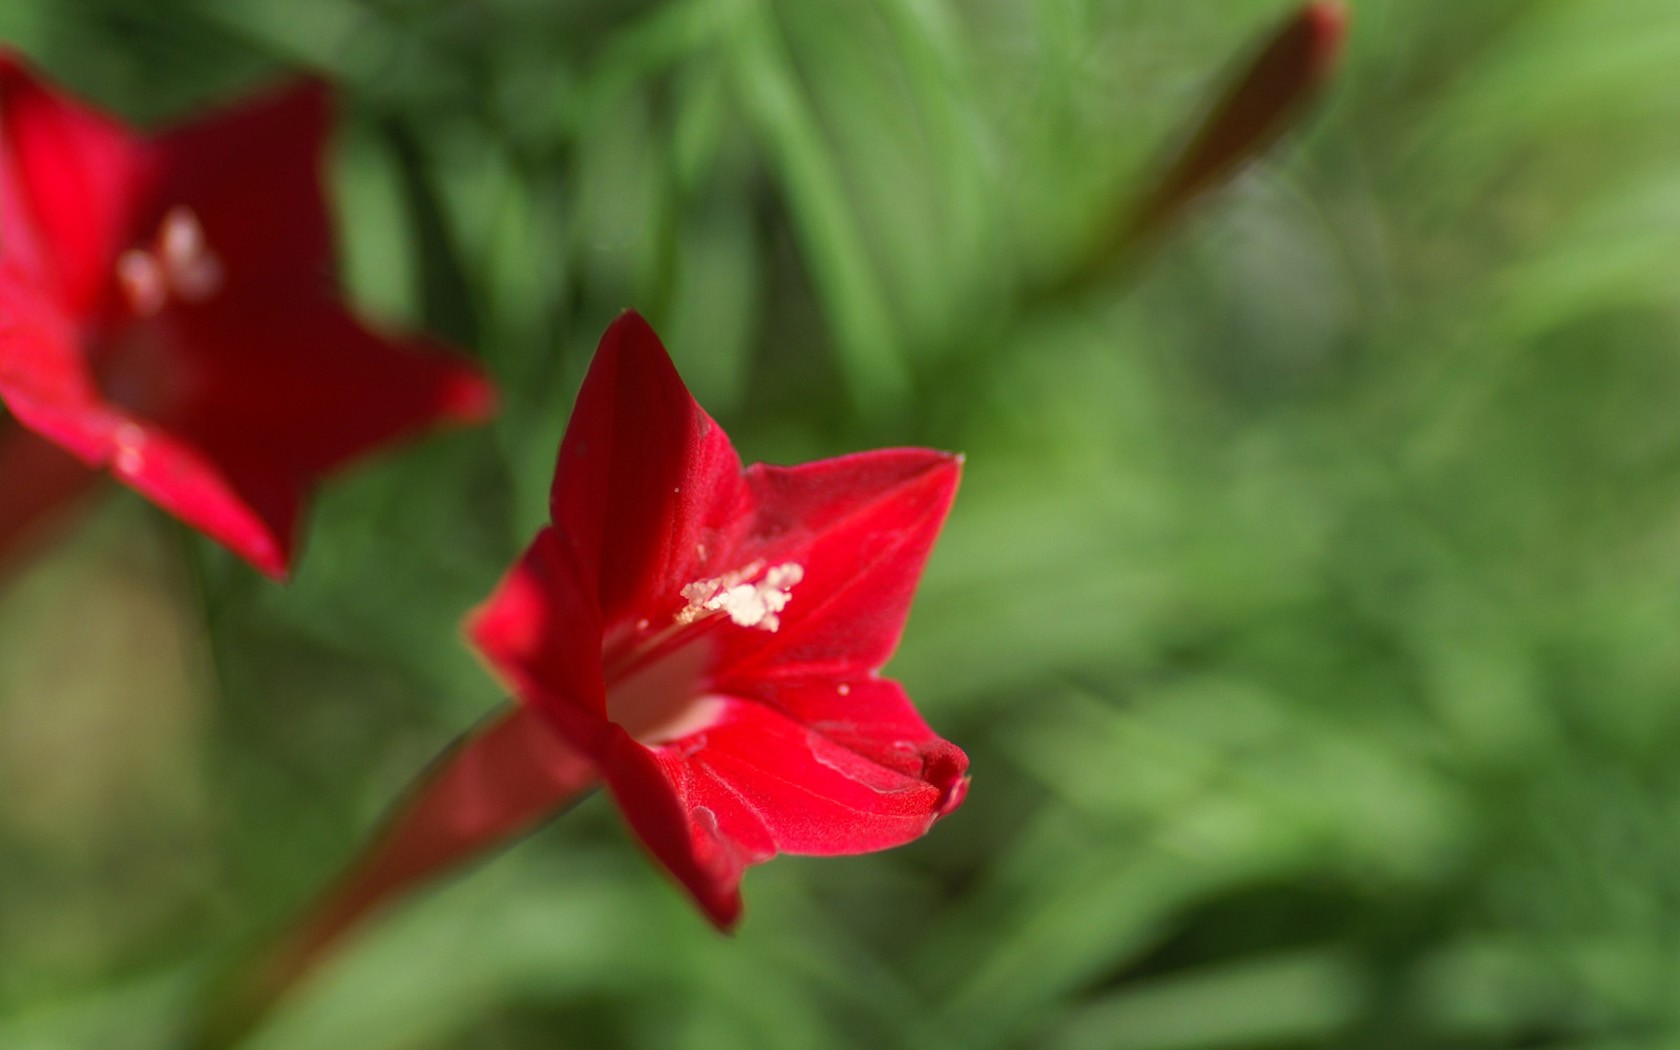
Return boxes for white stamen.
[117,207,224,315]
[677,561,805,632]
[158,208,223,303]
[117,251,168,316]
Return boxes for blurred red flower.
[467,311,968,927]
[0,54,493,578]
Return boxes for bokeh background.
[4,1,1680,1047]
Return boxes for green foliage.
[5,0,1680,1047]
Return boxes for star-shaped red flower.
[467,311,967,928]
[212,313,967,1038]
[0,53,493,578]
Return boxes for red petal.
[147,80,335,300]
[596,726,756,930]
[117,422,298,578]
[0,261,293,573]
[594,683,966,927]
[548,310,750,632]
[116,305,485,578]
[166,303,494,478]
[467,525,609,723]
[710,448,962,684]
[731,676,967,814]
[689,690,965,855]
[0,52,147,315]
[0,261,115,462]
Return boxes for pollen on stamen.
[677,561,804,632]
[158,208,224,303]
[117,251,167,316]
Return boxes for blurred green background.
[5,0,1680,1047]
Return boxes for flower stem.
[193,702,598,1049]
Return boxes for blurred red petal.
[0,260,114,462]
[166,303,495,478]
[148,79,335,300]
[0,52,147,315]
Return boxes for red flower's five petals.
[711,449,962,685]
[167,303,494,479]
[147,80,334,300]
[550,311,749,629]
[0,61,496,579]
[465,316,965,930]
[469,525,610,722]
[0,53,147,314]
[597,725,761,930]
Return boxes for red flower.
[205,313,967,1042]
[0,54,493,578]
[468,311,968,928]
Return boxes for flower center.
[676,561,804,632]
[603,560,804,747]
[116,207,224,317]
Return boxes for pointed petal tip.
[922,740,970,820]
[917,449,965,498]
[255,552,293,583]
[215,516,293,582]
[602,308,666,358]
[701,890,744,933]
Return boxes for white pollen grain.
[676,560,804,631]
